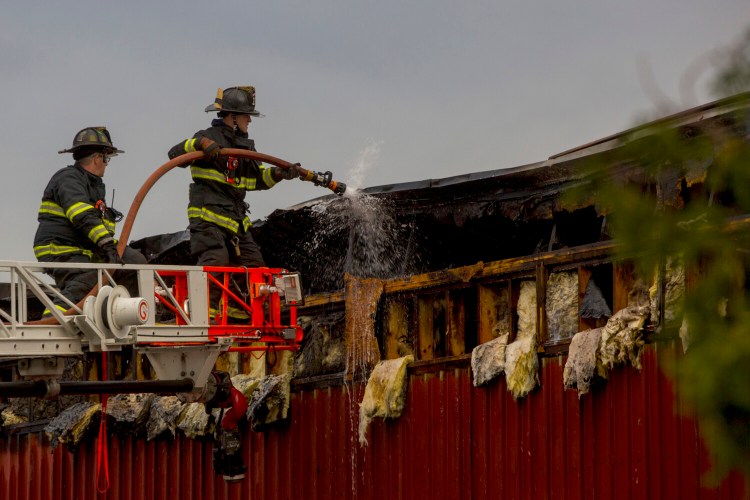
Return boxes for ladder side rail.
[12,265,77,332]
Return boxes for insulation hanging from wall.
[45,401,100,449]
[546,271,579,342]
[505,281,539,399]
[247,373,291,432]
[563,327,606,397]
[179,374,264,439]
[178,402,215,439]
[599,304,649,372]
[358,355,414,446]
[232,373,263,399]
[0,405,26,426]
[0,398,64,426]
[147,396,184,441]
[471,331,509,387]
[107,393,154,435]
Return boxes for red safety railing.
[150,266,302,351]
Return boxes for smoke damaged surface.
[130,106,742,296]
[106,393,154,436]
[1,359,86,426]
[45,401,100,449]
[129,230,193,265]
[247,373,291,432]
[147,396,184,441]
[249,101,747,294]
[253,163,609,294]
[294,312,346,378]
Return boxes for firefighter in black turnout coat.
[168,86,301,320]
[33,127,147,317]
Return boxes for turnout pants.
[189,219,265,319]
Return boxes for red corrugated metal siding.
[0,341,747,499]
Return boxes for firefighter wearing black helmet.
[33,127,147,318]
[168,86,302,320]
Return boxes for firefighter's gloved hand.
[274,163,301,181]
[167,143,182,160]
[102,245,123,265]
[199,138,222,160]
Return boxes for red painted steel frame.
[153,266,303,350]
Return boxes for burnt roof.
[250,94,749,294]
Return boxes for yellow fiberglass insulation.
[232,373,262,398]
[563,327,606,397]
[546,271,579,342]
[248,373,291,432]
[45,401,100,448]
[107,393,154,434]
[505,281,539,399]
[599,304,649,372]
[358,355,414,446]
[471,331,510,387]
[178,374,261,439]
[147,396,184,441]
[178,402,215,439]
[1,406,27,426]
[516,280,537,341]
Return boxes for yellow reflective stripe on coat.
[33,243,93,259]
[261,165,277,188]
[239,177,257,190]
[184,138,198,154]
[103,218,116,234]
[190,165,258,190]
[42,304,69,317]
[38,200,66,218]
[87,224,110,243]
[65,201,96,221]
[190,165,225,183]
[187,206,240,233]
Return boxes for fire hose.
[19,150,345,481]
[0,149,346,486]
[28,149,346,324]
[117,148,346,255]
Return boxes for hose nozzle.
[302,169,347,196]
[330,180,347,195]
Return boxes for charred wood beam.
[302,240,616,309]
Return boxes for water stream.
[306,140,419,283]
[306,140,411,492]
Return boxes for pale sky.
[0,1,747,261]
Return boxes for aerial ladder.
[0,149,346,481]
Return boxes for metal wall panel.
[0,342,747,499]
